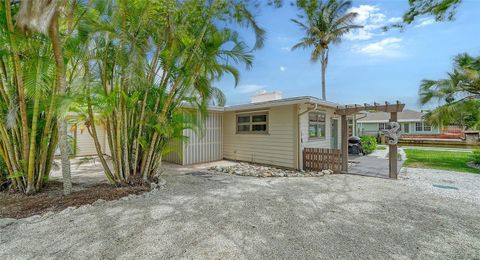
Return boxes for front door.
[331,118,339,149]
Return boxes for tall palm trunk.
[321,61,326,101]
[49,11,72,195]
[321,49,329,101]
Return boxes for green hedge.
[469,149,480,164]
[360,136,377,155]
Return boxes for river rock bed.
[210,163,334,177]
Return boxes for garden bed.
[210,162,333,177]
[0,181,150,219]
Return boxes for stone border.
[210,163,333,177]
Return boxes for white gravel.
[1,168,480,259]
[400,167,480,205]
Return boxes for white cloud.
[344,5,399,41]
[236,84,266,93]
[414,18,435,28]
[388,17,403,23]
[356,37,404,58]
[280,46,291,51]
[280,66,286,72]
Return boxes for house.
[68,92,343,170]
[70,92,408,174]
[356,109,441,137]
[165,93,342,170]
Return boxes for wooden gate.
[303,148,342,173]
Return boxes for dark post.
[389,112,398,179]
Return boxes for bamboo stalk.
[26,56,43,193]
[86,95,115,183]
[5,0,30,175]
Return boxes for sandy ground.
[1,163,480,259]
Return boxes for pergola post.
[389,112,398,179]
[341,114,348,173]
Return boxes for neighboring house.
[356,109,440,137]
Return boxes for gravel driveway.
[1,169,480,259]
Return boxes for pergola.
[335,101,405,179]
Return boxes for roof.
[356,109,425,123]
[224,96,340,111]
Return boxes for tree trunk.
[321,49,329,101]
[49,11,72,195]
[321,61,326,101]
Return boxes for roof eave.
[224,96,340,112]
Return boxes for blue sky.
[216,0,480,109]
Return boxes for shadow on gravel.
[2,173,480,259]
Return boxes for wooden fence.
[303,148,342,173]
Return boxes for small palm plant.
[292,0,362,100]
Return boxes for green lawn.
[376,146,387,150]
[403,149,480,174]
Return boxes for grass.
[376,146,387,150]
[403,149,480,174]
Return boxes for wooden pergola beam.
[335,101,405,116]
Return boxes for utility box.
[464,131,480,144]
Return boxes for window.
[415,122,432,132]
[236,113,268,134]
[309,112,326,139]
[348,118,354,137]
[415,122,423,132]
[379,123,388,130]
[423,124,432,132]
[403,123,409,133]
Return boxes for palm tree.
[420,53,480,129]
[15,0,73,195]
[69,0,259,184]
[421,53,480,106]
[0,1,61,194]
[1,0,271,192]
[292,0,361,101]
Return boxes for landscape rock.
[150,182,159,190]
[0,218,17,228]
[209,162,336,178]
[92,199,106,206]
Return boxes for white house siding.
[223,105,298,169]
[68,122,108,157]
[165,111,223,165]
[298,104,341,170]
[183,111,223,165]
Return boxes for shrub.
[469,149,480,164]
[360,136,377,155]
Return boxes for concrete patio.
[348,147,405,178]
